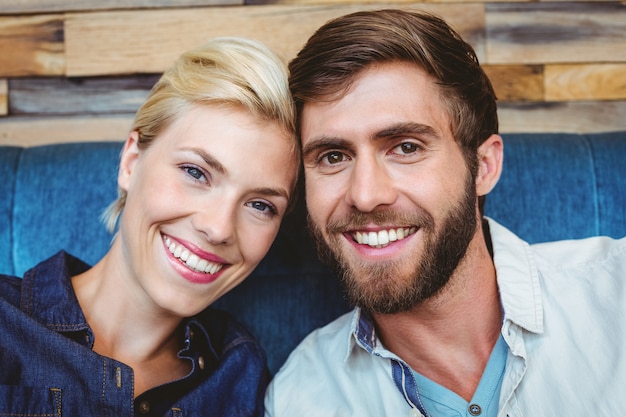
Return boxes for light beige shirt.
[265,219,626,417]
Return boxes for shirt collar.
[487,218,544,334]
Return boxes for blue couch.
[1,132,625,374]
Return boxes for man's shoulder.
[280,310,354,371]
[489,218,626,275]
[269,310,355,394]
[265,309,397,417]
[531,234,626,263]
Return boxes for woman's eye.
[182,165,207,182]
[246,201,278,216]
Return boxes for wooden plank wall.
[0,0,625,146]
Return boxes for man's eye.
[322,151,346,164]
[394,142,420,155]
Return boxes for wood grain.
[497,101,626,133]
[3,101,625,146]
[483,65,543,101]
[0,79,7,116]
[0,114,134,146]
[0,0,241,15]
[64,4,484,76]
[9,76,159,115]
[0,2,624,138]
[0,14,64,77]
[545,64,626,101]
[486,3,626,64]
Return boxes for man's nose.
[345,155,397,212]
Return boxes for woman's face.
[117,105,297,317]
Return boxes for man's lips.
[163,235,226,274]
[351,226,418,248]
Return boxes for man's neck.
[372,230,501,401]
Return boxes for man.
[265,9,626,417]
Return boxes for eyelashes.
[180,164,280,219]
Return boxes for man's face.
[301,62,479,314]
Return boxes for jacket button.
[138,400,151,414]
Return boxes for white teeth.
[353,227,417,248]
[378,230,389,245]
[163,236,223,274]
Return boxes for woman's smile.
[162,234,229,284]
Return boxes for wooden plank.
[483,64,543,102]
[65,3,484,76]
[9,75,159,115]
[0,0,241,15]
[0,114,134,146]
[2,101,623,146]
[545,64,626,101]
[498,101,626,133]
[246,0,520,4]
[486,3,626,64]
[0,14,65,77]
[0,79,7,116]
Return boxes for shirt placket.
[391,360,430,417]
[353,312,430,417]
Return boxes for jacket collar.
[20,251,91,333]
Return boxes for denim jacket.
[0,251,269,417]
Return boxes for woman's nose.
[192,203,237,245]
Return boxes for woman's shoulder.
[0,273,23,307]
[191,307,260,349]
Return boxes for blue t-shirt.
[412,334,507,417]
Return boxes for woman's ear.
[118,132,141,192]
[476,134,503,197]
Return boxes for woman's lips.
[163,235,225,275]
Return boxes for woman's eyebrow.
[251,186,290,200]
[182,147,227,175]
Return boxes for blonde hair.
[103,37,297,232]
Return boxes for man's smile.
[351,226,418,248]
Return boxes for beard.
[308,172,478,315]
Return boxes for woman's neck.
[72,244,191,395]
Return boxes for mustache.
[325,209,434,234]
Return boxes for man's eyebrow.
[374,122,440,140]
[183,147,227,175]
[302,137,353,159]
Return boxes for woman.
[0,37,299,416]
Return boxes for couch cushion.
[11,142,121,276]
[486,132,626,243]
[0,146,23,276]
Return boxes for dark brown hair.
[289,9,498,212]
